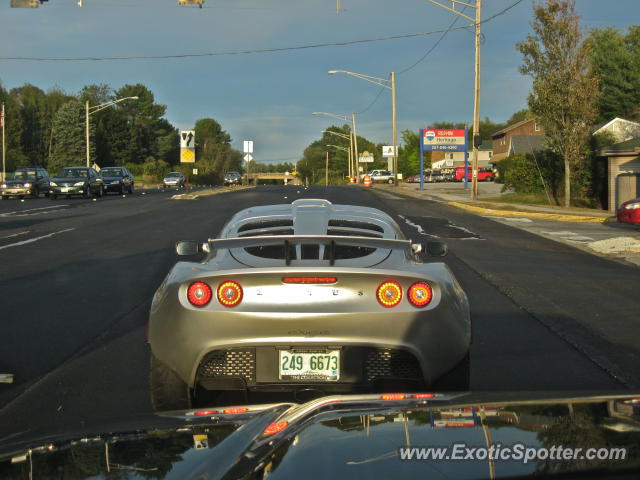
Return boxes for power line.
[0,25,474,62]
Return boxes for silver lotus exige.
[148,199,471,410]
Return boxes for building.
[593,117,640,143]
[430,141,493,169]
[598,137,640,213]
[491,118,545,162]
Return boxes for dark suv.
[223,171,242,186]
[1,167,51,199]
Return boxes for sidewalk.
[376,182,613,223]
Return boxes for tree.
[50,100,94,172]
[517,0,600,207]
[587,27,640,122]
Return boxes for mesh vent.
[198,349,255,382]
[326,229,383,238]
[238,219,293,233]
[365,349,422,382]
[328,219,384,233]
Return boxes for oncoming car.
[163,171,185,189]
[148,199,471,410]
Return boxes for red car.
[454,167,493,182]
[618,197,640,225]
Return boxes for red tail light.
[187,282,212,307]
[223,407,248,414]
[408,282,433,307]
[263,421,289,436]
[194,410,218,416]
[217,281,243,307]
[381,393,406,401]
[376,281,402,308]
[412,393,436,399]
[282,277,337,284]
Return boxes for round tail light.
[187,282,212,307]
[408,282,433,307]
[217,281,243,307]
[376,281,402,308]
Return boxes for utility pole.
[426,0,482,200]
[325,151,329,186]
[351,112,359,181]
[85,100,91,167]
[1,103,5,183]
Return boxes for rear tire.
[431,352,470,391]
[149,351,192,411]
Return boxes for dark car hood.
[51,177,89,183]
[1,392,639,479]
[101,176,124,181]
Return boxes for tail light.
[217,281,243,307]
[412,393,436,399]
[223,407,248,414]
[376,281,402,308]
[408,282,433,307]
[194,410,218,416]
[187,282,212,307]
[381,393,406,401]
[282,277,337,284]
[263,421,289,436]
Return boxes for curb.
[447,201,614,224]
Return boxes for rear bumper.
[150,305,471,390]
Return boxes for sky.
[1,0,639,164]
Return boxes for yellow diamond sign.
[181,148,195,163]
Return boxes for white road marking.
[564,236,595,242]
[0,205,70,218]
[0,228,74,251]
[397,215,438,238]
[545,231,581,236]
[494,217,534,223]
[1,231,29,239]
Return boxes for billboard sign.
[422,129,467,152]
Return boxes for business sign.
[382,146,396,157]
[422,129,467,151]
[359,151,374,163]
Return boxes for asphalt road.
[0,185,637,438]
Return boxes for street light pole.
[323,130,353,179]
[313,111,356,180]
[328,70,395,184]
[351,112,359,180]
[86,96,138,168]
[426,0,481,200]
[391,71,397,184]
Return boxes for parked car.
[163,171,185,188]
[617,197,640,225]
[49,167,104,199]
[365,170,395,183]
[223,171,242,186]
[100,166,134,194]
[148,199,470,410]
[454,166,494,182]
[405,174,421,183]
[0,167,50,199]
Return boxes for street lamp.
[326,144,351,182]
[328,70,397,185]
[85,96,138,167]
[312,111,358,180]
[425,0,482,200]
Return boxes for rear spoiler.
[176,235,427,266]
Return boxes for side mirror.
[426,241,448,257]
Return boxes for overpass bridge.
[247,172,301,185]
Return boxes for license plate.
[279,350,340,381]
[61,187,69,192]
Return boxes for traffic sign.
[180,130,195,148]
[382,146,396,157]
[243,140,253,153]
[244,154,253,162]
[180,148,195,163]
